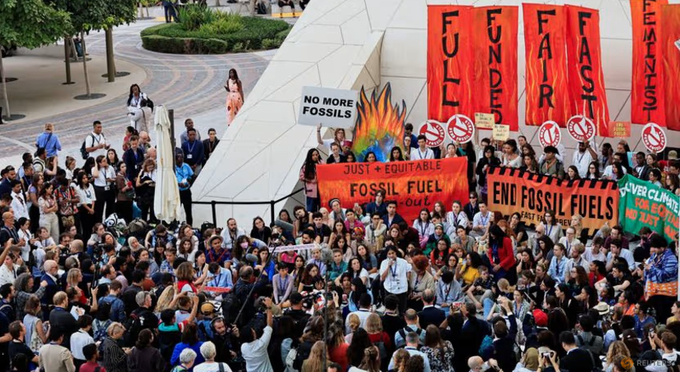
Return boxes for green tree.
[0,0,70,118]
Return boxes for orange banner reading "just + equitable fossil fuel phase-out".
[316,158,469,222]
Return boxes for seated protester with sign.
[410,135,435,160]
[548,244,569,285]
[471,202,493,239]
[539,146,565,179]
[317,124,352,154]
[326,142,347,164]
[604,225,630,251]
[644,235,678,323]
[365,190,388,218]
[572,141,598,178]
[382,201,404,229]
[435,271,464,316]
[476,146,501,202]
[486,225,515,281]
[606,239,636,272]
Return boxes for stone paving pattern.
[0,18,272,156]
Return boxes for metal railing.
[192,187,305,226]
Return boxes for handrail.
[192,188,305,227]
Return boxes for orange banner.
[631,0,668,126]
[659,4,680,131]
[487,167,619,235]
[427,6,474,122]
[317,158,469,222]
[522,4,570,127]
[472,6,519,131]
[565,6,611,136]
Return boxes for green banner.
[617,174,680,242]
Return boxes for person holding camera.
[240,297,273,372]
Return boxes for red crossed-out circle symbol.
[446,114,475,144]
[567,115,596,142]
[418,120,446,147]
[538,121,562,148]
[641,122,667,153]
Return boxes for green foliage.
[178,4,214,31]
[141,16,290,54]
[104,0,136,28]
[0,0,71,48]
[200,17,244,35]
[141,35,229,54]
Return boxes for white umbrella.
[154,106,185,222]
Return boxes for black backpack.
[256,1,267,14]
[578,336,603,372]
[80,134,94,160]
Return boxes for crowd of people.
[0,102,677,372]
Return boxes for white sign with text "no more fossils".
[298,86,359,128]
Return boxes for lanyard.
[452,212,459,226]
[577,151,586,164]
[187,141,196,154]
[440,282,452,299]
[278,275,289,291]
[547,224,553,237]
[481,213,489,226]
[418,148,427,159]
[390,262,398,278]
[418,222,429,237]
[414,274,423,289]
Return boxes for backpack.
[578,336,604,372]
[124,310,142,345]
[80,134,94,160]
[396,327,424,348]
[127,218,149,239]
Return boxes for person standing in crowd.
[92,155,116,224]
[35,123,62,158]
[202,128,220,165]
[645,235,678,322]
[182,129,204,176]
[299,149,322,212]
[225,69,244,126]
[180,119,202,147]
[84,121,110,159]
[410,135,434,160]
[124,135,145,181]
[380,246,411,313]
[175,153,194,226]
[39,331,76,372]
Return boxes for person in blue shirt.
[181,128,204,175]
[206,262,233,289]
[176,152,194,225]
[548,243,569,284]
[365,190,388,217]
[35,123,62,157]
[97,280,126,322]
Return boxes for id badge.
[104,185,110,191]
[187,154,193,160]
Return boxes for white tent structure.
[191,0,680,227]
[154,106,185,223]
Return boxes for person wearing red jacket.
[487,225,515,280]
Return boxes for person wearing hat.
[539,146,565,179]
[206,235,230,267]
[328,198,347,223]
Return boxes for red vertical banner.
[522,4,570,127]
[427,5,474,122]
[630,0,668,126]
[659,4,680,131]
[565,6,611,136]
[472,6,519,131]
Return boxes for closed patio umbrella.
[154,106,185,222]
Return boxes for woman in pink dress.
[225,68,244,125]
